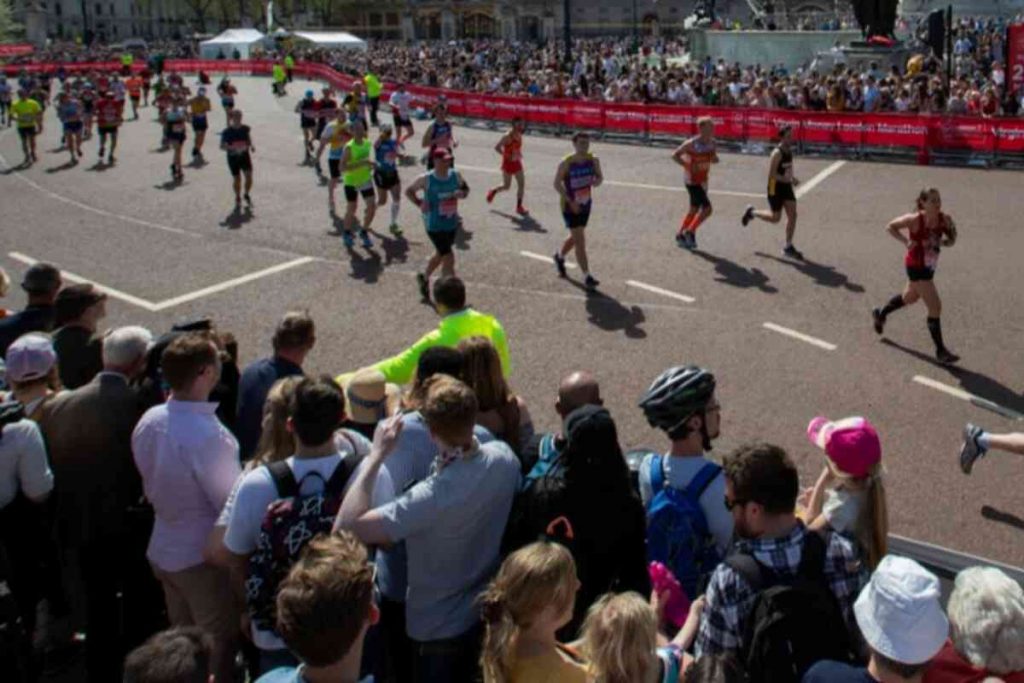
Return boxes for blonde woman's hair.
[479,542,578,683]
[948,566,1024,673]
[829,461,888,570]
[579,592,658,683]
[252,376,304,466]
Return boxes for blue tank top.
[424,170,461,233]
[59,100,81,122]
[375,139,399,172]
[564,154,597,207]
[430,120,452,149]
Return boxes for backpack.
[521,433,564,491]
[644,455,721,600]
[246,457,357,635]
[725,531,855,683]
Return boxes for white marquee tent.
[199,29,267,59]
[291,31,367,51]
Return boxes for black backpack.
[726,531,855,683]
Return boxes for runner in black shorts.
[741,125,803,259]
[220,109,255,209]
[373,123,404,237]
[295,89,318,161]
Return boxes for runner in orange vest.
[672,116,719,250]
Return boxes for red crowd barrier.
[6,58,1024,160]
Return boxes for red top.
[685,139,716,186]
[905,211,948,270]
[502,133,522,165]
[95,98,122,127]
[924,641,1024,683]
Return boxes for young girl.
[479,541,587,683]
[803,415,889,570]
[579,591,705,683]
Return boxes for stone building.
[11,0,190,43]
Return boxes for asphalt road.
[1,77,1022,567]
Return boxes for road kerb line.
[519,250,576,268]
[912,375,1024,420]
[795,160,846,199]
[8,251,159,311]
[626,280,696,303]
[151,257,316,310]
[762,322,837,351]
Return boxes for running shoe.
[741,205,755,227]
[417,272,430,301]
[107,153,115,164]
[937,348,960,365]
[244,193,253,208]
[675,232,687,248]
[959,423,986,474]
[871,308,885,335]
[98,147,105,158]
[389,223,403,237]
[516,204,528,215]
[783,244,804,260]
[584,274,600,291]
[687,232,697,250]
[553,252,567,278]
[486,188,497,204]
[342,231,355,248]
[359,230,373,249]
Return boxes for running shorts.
[562,203,592,229]
[17,126,35,140]
[427,229,457,255]
[768,182,796,212]
[374,168,399,190]
[63,121,83,134]
[344,181,375,202]
[328,158,341,179]
[98,125,119,136]
[685,183,712,209]
[221,97,234,108]
[191,116,208,132]
[501,160,523,175]
[166,131,185,144]
[906,266,935,282]
[227,153,252,177]
[393,112,411,128]
[300,116,316,130]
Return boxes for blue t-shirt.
[235,355,303,460]
[802,661,876,682]
[256,666,373,683]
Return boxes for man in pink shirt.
[132,332,241,682]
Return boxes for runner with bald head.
[557,371,602,418]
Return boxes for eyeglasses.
[724,496,748,511]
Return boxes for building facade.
[12,0,190,43]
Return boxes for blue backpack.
[645,455,722,599]
[521,433,563,491]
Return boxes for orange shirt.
[685,139,716,185]
[126,77,143,97]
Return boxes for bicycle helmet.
[639,365,716,443]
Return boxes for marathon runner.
[871,188,960,365]
[216,77,237,124]
[406,148,469,301]
[295,89,319,161]
[373,123,404,237]
[315,111,352,212]
[485,117,528,215]
[95,89,123,164]
[553,131,603,291]
[388,82,414,150]
[741,125,804,259]
[339,119,377,249]
[140,65,152,105]
[188,87,212,162]
[164,96,188,181]
[79,81,96,141]
[56,91,84,163]
[0,76,12,127]
[220,109,255,210]
[315,87,337,141]
[125,72,143,119]
[422,103,456,170]
[11,89,42,164]
[672,116,718,250]
[343,82,369,129]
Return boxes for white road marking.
[457,163,762,198]
[9,251,159,311]
[912,375,1024,420]
[150,257,316,310]
[795,160,846,199]
[626,280,696,303]
[762,322,837,351]
[520,250,576,268]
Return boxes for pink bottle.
[649,561,691,629]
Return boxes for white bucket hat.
[854,555,949,665]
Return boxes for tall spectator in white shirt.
[132,332,241,683]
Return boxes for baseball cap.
[55,283,107,324]
[807,415,881,478]
[854,556,948,665]
[21,263,61,295]
[305,89,314,98]
[5,333,57,383]
[431,148,453,161]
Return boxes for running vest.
[164,108,185,134]
[375,138,399,172]
[905,212,947,271]
[563,154,597,207]
[430,120,453,149]
[189,97,210,116]
[325,124,349,159]
[503,134,522,164]
[424,170,462,232]
[58,99,81,123]
[343,138,373,186]
[685,139,715,185]
[768,145,794,195]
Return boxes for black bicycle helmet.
[639,365,716,438]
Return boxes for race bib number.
[575,187,591,204]
[172,122,185,133]
[439,194,458,217]
[386,151,397,164]
[924,249,939,270]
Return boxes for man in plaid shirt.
[695,443,869,656]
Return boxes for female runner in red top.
[872,188,960,364]
[485,118,528,215]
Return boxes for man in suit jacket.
[38,325,163,682]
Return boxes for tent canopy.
[199,28,266,59]
[292,31,367,51]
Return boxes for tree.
[183,0,217,32]
[0,0,24,42]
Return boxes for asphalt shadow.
[0,159,32,174]
[153,178,183,191]
[491,209,546,233]
[86,160,111,172]
[754,251,865,293]
[346,246,382,284]
[880,338,1024,416]
[564,278,646,339]
[981,505,1024,532]
[45,159,79,173]
[688,249,778,293]
[219,206,254,229]
[368,231,410,265]
[454,222,474,251]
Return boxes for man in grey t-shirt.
[337,376,520,682]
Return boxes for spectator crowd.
[1,258,1023,683]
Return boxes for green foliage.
[0,0,25,42]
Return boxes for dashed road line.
[762,322,837,351]
[626,280,696,303]
[519,250,576,268]
[795,160,846,199]
[912,375,1024,420]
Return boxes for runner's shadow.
[754,251,865,292]
[346,247,382,284]
[454,222,474,251]
[45,159,78,173]
[368,231,409,265]
[86,160,111,172]
[153,179,183,191]
[189,156,209,169]
[981,506,1024,532]
[491,210,546,233]
[566,279,647,339]
[0,160,32,174]
[880,338,1024,415]
[219,206,254,229]
[689,250,778,293]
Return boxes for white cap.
[854,556,949,665]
